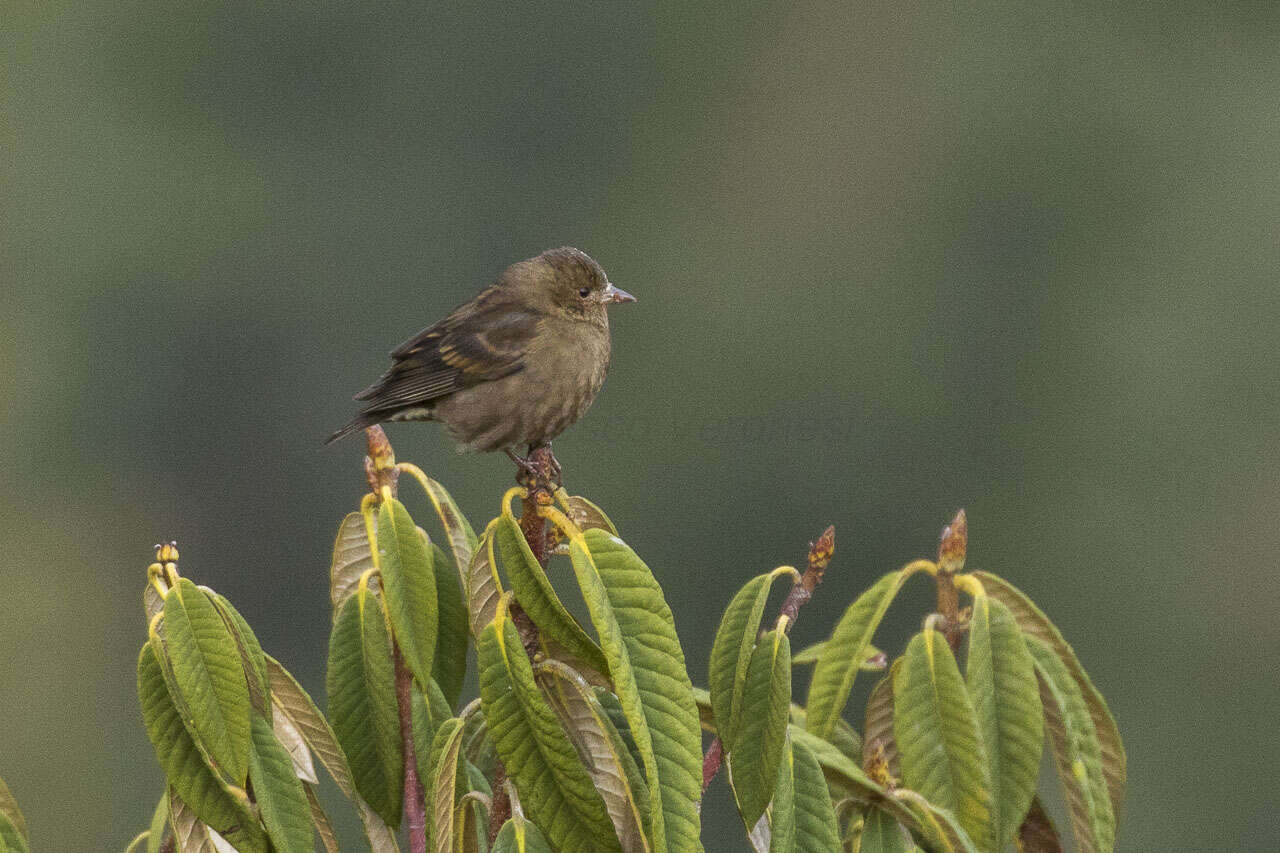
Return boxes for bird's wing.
[354,289,540,411]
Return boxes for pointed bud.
[363,425,399,497]
[938,509,967,575]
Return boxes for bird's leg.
[527,443,562,488]
[505,448,538,488]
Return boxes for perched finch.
[328,247,634,466]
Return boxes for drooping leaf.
[974,571,1125,816]
[162,578,253,784]
[806,564,930,739]
[965,595,1042,849]
[862,661,900,777]
[166,786,266,853]
[535,660,651,853]
[413,676,455,789]
[1017,796,1064,853]
[326,585,403,827]
[1027,637,1115,853]
[0,775,26,848]
[856,808,911,853]
[786,705,861,764]
[788,738,841,853]
[491,815,554,853]
[791,641,885,671]
[467,521,505,639]
[400,463,479,591]
[708,566,797,749]
[377,498,438,688]
[568,528,704,853]
[429,717,466,853]
[331,512,375,622]
[145,790,169,853]
[729,628,792,828]
[263,655,400,851]
[271,708,318,784]
[494,510,608,677]
[892,630,994,851]
[138,644,252,833]
[429,538,469,709]
[0,812,26,853]
[787,726,886,805]
[767,740,795,853]
[888,789,978,853]
[305,785,341,853]
[563,494,619,535]
[209,592,271,718]
[248,713,313,853]
[477,598,620,852]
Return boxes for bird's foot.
[507,444,561,490]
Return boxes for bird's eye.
[578,287,591,299]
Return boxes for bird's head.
[506,246,634,324]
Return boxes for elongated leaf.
[568,528,704,853]
[145,790,169,853]
[495,511,608,676]
[768,740,795,853]
[377,498,438,688]
[807,564,930,739]
[785,705,861,763]
[478,599,620,852]
[411,467,480,580]
[166,787,265,853]
[0,814,26,853]
[709,566,797,749]
[264,656,400,851]
[974,571,1125,816]
[427,538,469,709]
[209,592,271,718]
[271,708,318,784]
[787,726,885,804]
[857,808,910,853]
[1017,796,1064,853]
[429,718,466,853]
[0,775,26,846]
[862,661,900,777]
[965,595,1042,849]
[331,512,375,621]
[138,645,251,833]
[892,630,994,850]
[327,586,402,827]
[535,661,651,853]
[792,641,885,670]
[1028,638,1114,852]
[413,676,455,787]
[730,628,792,828]
[467,522,505,639]
[564,494,619,535]
[788,738,841,853]
[162,578,252,783]
[889,789,978,853]
[248,713,313,852]
[304,785,341,853]
[491,816,554,853]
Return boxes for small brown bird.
[328,247,634,468]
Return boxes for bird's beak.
[603,282,636,304]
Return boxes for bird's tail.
[324,414,381,445]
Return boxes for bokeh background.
[4,2,1278,850]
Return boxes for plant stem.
[364,426,426,853]
[702,525,837,794]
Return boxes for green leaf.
[327,584,403,827]
[965,595,1043,849]
[535,660,652,853]
[862,661,899,777]
[973,571,1125,816]
[788,738,841,853]
[888,790,979,853]
[166,785,267,853]
[568,528,704,853]
[0,775,26,847]
[729,628,792,828]
[787,726,886,805]
[892,630,994,851]
[786,705,861,764]
[491,815,554,853]
[403,464,480,591]
[477,598,620,852]
[248,714,313,853]
[766,734,796,853]
[264,655,401,851]
[791,641,885,670]
[563,494,619,535]
[145,790,169,853]
[708,566,797,749]
[162,578,253,783]
[806,564,930,739]
[138,644,251,833]
[856,808,911,853]
[429,717,466,853]
[1027,637,1115,853]
[494,511,608,677]
[413,677,455,789]
[377,498,438,688]
[331,512,376,621]
[209,592,271,718]
[0,814,26,853]
[427,538,469,709]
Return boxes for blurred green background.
[4,2,1278,850]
